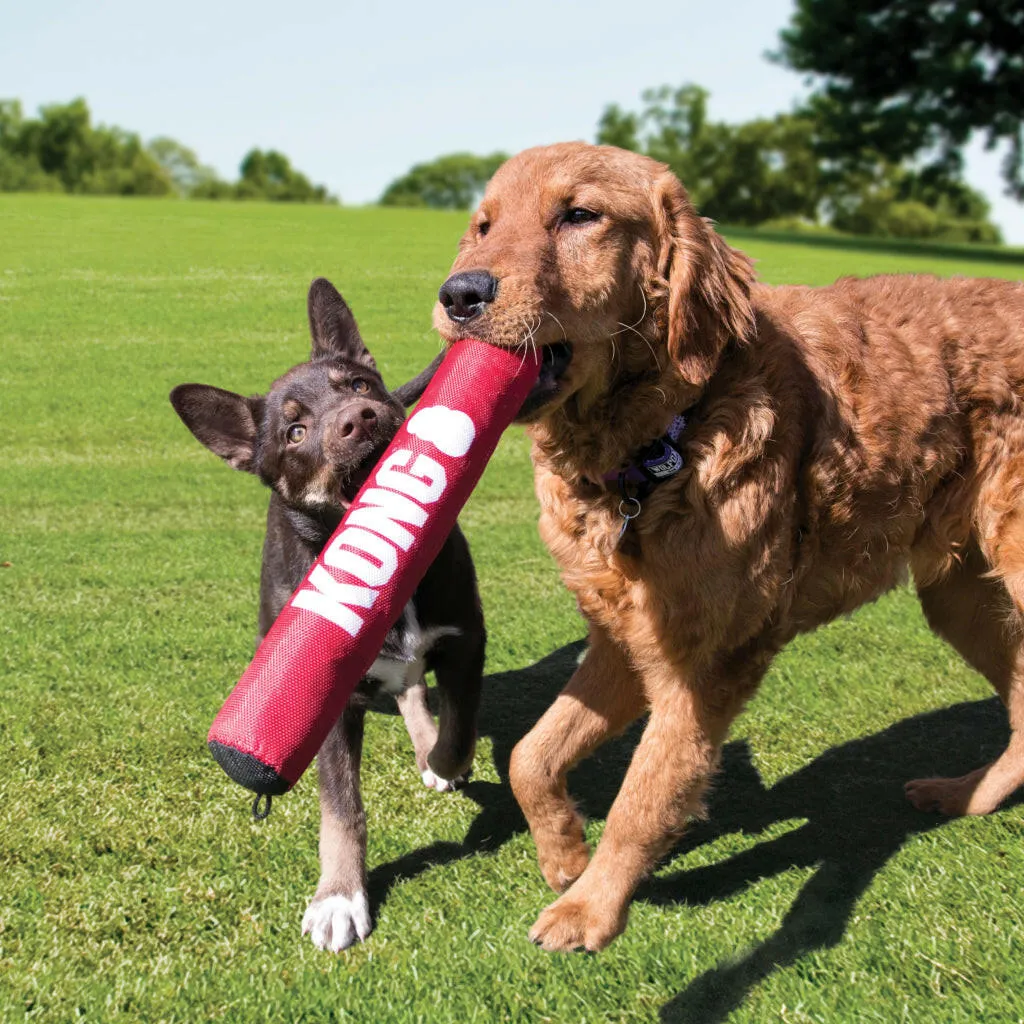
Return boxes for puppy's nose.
[438,270,498,323]
[335,405,377,442]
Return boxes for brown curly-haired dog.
[434,142,1024,952]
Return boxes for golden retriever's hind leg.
[908,535,1024,815]
[510,631,646,894]
[904,759,1019,816]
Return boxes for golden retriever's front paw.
[537,840,591,893]
[528,891,627,952]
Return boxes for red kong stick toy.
[207,339,541,808]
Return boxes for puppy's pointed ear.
[307,277,377,370]
[170,384,264,473]
[653,173,755,388]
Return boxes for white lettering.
[290,421,475,630]
[323,527,398,587]
[291,565,375,636]
[376,451,447,505]
[344,488,427,551]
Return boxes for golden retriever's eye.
[351,378,370,395]
[286,424,307,444]
[478,221,490,237]
[564,207,601,226]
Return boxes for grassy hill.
[2,193,1023,1023]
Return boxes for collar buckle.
[638,437,684,482]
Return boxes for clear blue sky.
[4,0,1022,242]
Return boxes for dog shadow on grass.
[651,696,1019,1024]
[367,641,1016,1024]
[365,640,590,901]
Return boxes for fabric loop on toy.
[252,792,273,821]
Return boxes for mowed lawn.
[3,193,1024,1024]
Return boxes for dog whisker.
[606,288,663,370]
[513,316,533,374]
[530,316,542,365]
[544,310,569,344]
[610,287,649,338]
[613,300,662,371]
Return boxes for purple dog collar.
[601,413,688,490]
[601,413,689,544]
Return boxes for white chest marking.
[366,602,460,695]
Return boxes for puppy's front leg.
[302,704,373,952]
[510,630,646,894]
[527,663,738,953]
[395,679,449,790]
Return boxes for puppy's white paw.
[302,891,372,952]
[421,768,458,792]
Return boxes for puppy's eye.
[351,379,370,395]
[478,221,490,237]
[286,424,306,444]
[564,207,600,226]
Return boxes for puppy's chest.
[366,602,459,694]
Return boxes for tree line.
[591,84,1000,243]
[4,1,1019,242]
[0,98,334,202]
[380,80,1002,244]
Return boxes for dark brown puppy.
[434,141,1024,952]
[172,278,485,952]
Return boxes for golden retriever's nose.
[438,270,498,324]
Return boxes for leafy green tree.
[0,149,60,192]
[0,101,60,191]
[234,148,334,202]
[189,178,236,200]
[595,83,1002,241]
[11,98,95,191]
[0,97,173,195]
[147,137,222,196]
[595,85,824,225]
[0,97,335,203]
[78,127,172,195]
[596,105,640,152]
[774,0,1024,199]
[702,114,823,226]
[0,100,23,147]
[829,164,1002,243]
[379,152,507,209]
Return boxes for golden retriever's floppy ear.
[653,172,756,387]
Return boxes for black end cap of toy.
[208,741,292,796]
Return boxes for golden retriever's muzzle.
[437,269,574,419]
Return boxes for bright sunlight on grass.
[2,194,1023,1022]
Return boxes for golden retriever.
[433,141,1024,952]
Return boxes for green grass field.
[3,193,1024,1023]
